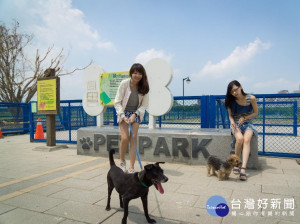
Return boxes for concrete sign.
[77,127,258,168]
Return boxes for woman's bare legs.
[232,129,243,174]
[119,121,129,162]
[129,122,139,169]
[119,120,140,171]
[234,130,244,157]
[240,130,253,179]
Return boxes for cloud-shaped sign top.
[144,58,173,116]
[82,64,106,116]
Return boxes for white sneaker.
[127,167,135,174]
[120,160,127,173]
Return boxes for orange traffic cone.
[0,128,3,139]
[34,118,45,139]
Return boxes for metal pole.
[182,77,190,120]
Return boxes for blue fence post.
[209,95,216,128]
[293,101,298,136]
[63,107,68,129]
[68,102,72,142]
[158,116,162,128]
[29,102,34,142]
[262,97,266,154]
[23,104,29,133]
[113,107,118,126]
[201,96,209,128]
[218,99,227,128]
[216,100,220,128]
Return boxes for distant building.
[278,90,289,94]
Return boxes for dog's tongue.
[155,182,164,194]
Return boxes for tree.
[0,20,91,103]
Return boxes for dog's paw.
[105,206,111,211]
[147,218,156,223]
[207,173,211,177]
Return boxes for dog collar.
[138,172,149,188]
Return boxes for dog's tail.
[109,149,116,167]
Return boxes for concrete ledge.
[33,145,68,152]
[77,126,258,169]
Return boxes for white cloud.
[193,38,271,79]
[29,0,115,51]
[1,0,116,100]
[135,48,173,65]
[224,75,250,87]
[60,70,84,100]
[96,41,116,51]
[1,0,115,53]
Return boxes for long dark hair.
[129,63,149,95]
[225,80,247,109]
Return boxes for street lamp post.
[182,76,191,119]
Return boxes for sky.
[1,0,300,100]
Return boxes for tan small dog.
[207,154,241,181]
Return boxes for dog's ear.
[227,156,235,163]
[144,164,154,171]
[155,162,165,166]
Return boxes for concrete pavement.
[0,134,299,224]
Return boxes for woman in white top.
[114,63,149,173]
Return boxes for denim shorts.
[231,122,258,136]
[124,111,141,123]
[231,122,258,149]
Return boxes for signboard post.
[37,69,60,146]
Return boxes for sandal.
[239,167,247,181]
[233,167,240,175]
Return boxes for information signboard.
[37,77,60,114]
[99,71,129,105]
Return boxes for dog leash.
[128,122,143,170]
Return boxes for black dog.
[106,150,168,224]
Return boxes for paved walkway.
[0,135,299,224]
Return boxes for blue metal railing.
[1,93,299,157]
[0,102,30,134]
